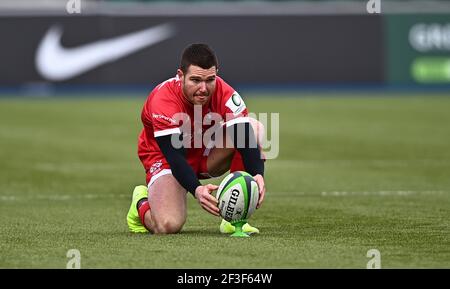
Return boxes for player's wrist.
[194,185,203,199]
[253,174,264,180]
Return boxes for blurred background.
[1,0,450,93]
[1,0,450,268]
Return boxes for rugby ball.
[216,171,259,222]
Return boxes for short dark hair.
[180,43,218,73]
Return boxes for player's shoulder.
[211,76,247,116]
[216,76,232,90]
[147,77,179,104]
[142,76,182,116]
[215,76,236,98]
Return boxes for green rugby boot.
[219,219,260,235]
[127,185,149,233]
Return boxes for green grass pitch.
[0,94,449,268]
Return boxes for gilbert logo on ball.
[216,171,259,223]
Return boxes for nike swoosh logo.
[36,23,175,81]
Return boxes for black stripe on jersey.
[243,175,255,218]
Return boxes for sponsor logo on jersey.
[152,113,177,124]
[225,91,246,116]
[232,93,241,106]
[150,160,163,174]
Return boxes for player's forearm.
[155,134,201,196]
[167,156,202,197]
[228,122,265,177]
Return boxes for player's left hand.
[253,174,265,209]
[195,184,220,216]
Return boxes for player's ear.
[177,69,184,80]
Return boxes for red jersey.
[138,75,248,183]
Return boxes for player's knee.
[154,217,185,234]
[249,118,264,145]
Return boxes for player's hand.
[253,174,265,209]
[194,184,220,216]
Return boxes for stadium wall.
[0,4,449,91]
[0,15,382,88]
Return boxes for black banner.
[0,268,436,288]
[0,15,382,86]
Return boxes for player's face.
[178,65,217,106]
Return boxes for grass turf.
[0,94,449,268]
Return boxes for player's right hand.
[253,174,265,209]
[194,184,220,216]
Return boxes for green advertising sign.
[385,14,450,84]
